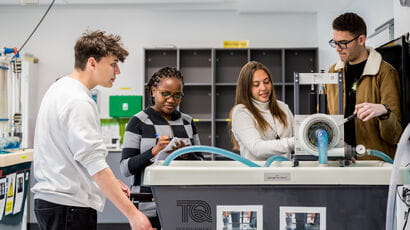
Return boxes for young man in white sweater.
[32,30,154,230]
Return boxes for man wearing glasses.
[325,12,402,160]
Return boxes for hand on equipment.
[129,211,156,230]
[354,103,389,121]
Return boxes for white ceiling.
[0,0,357,13]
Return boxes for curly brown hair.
[74,30,129,70]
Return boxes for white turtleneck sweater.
[231,99,295,161]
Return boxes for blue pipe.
[162,145,261,167]
[4,48,16,54]
[264,155,289,167]
[316,129,329,165]
[0,137,21,152]
[3,47,19,58]
[369,149,393,164]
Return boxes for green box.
[109,95,142,118]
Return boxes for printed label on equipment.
[13,173,25,214]
[0,178,7,221]
[5,173,16,216]
[264,173,290,182]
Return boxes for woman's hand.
[151,135,171,156]
[166,139,187,153]
[167,140,189,159]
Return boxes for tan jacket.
[325,47,402,159]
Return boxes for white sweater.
[231,99,295,161]
[32,76,109,212]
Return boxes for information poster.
[4,173,16,216]
[216,205,263,230]
[0,178,7,221]
[13,173,25,214]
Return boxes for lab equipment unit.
[386,123,410,230]
[0,48,23,151]
[296,112,392,166]
[144,150,404,230]
[1,47,35,230]
[0,149,33,230]
[293,72,352,166]
[294,114,345,164]
[142,106,402,230]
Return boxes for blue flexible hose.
[316,129,328,165]
[369,149,393,164]
[162,145,261,167]
[264,155,289,167]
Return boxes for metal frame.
[294,72,343,115]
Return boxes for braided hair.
[146,66,184,105]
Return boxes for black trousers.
[34,199,97,230]
[149,216,161,229]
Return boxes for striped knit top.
[120,107,203,187]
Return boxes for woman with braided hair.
[120,66,203,228]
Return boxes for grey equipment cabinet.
[143,47,317,160]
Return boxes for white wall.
[394,1,410,38]
[316,0,394,72]
[0,1,402,119]
[0,5,317,118]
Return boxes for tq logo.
[176,200,212,223]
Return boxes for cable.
[397,187,409,205]
[397,187,410,230]
[404,207,410,230]
[18,0,56,53]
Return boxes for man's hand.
[354,103,388,121]
[129,211,156,230]
[118,179,130,197]
[92,168,155,230]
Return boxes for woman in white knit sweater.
[230,61,295,161]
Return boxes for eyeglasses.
[328,35,361,49]
[157,90,184,100]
